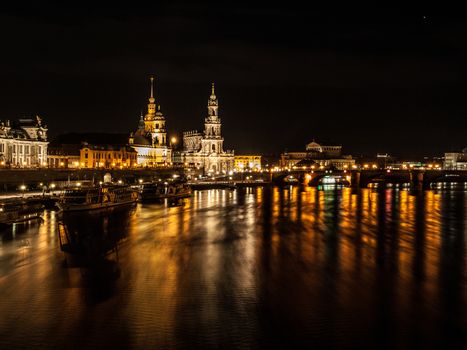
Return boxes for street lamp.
[20,185,26,197]
[169,137,177,166]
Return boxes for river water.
[0,187,465,349]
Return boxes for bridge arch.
[360,172,412,188]
[425,172,467,188]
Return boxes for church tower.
[202,83,224,154]
[179,82,234,174]
[144,76,167,146]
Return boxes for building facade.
[279,152,307,168]
[80,143,137,169]
[178,83,234,174]
[444,149,467,170]
[129,77,172,167]
[281,140,355,170]
[0,116,48,168]
[234,155,262,171]
[47,143,81,168]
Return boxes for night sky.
[1,4,466,158]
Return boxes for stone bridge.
[272,169,467,189]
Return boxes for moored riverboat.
[57,184,138,212]
[140,181,192,201]
[0,197,44,225]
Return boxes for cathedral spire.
[208,82,218,106]
[210,82,217,101]
[149,76,155,103]
[146,76,156,118]
[138,112,144,129]
[207,82,219,118]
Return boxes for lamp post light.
[20,184,26,197]
[170,137,177,166]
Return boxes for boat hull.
[140,191,192,201]
[0,212,43,225]
[58,198,137,212]
[0,198,44,226]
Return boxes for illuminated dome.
[306,141,322,152]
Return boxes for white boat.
[57,184,138,212]
[140,182,192,201]
[0,197,44,225]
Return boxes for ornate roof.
[132,129,152,146]
[0,117,47,141]
[306,141,322,151]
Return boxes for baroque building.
[129,77,171,167]
[80,143,137,169]
[47,133,135,169]
[234,155,262,171]
[281,140,355,170]
[0,116,48,168]
[178,83,234,174]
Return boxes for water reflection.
[57,207,135,303]
[0,187,465,349]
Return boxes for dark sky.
[1,4,466,158]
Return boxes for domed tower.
[144,76,167,146]
[202,83,224,154]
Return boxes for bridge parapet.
[271,169,467,188]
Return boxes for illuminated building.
[281,140,355,170]
[0,116,48,168]
[80,143,137,168]
[234,155,262,170]
[444,148,467,170]
[129,77,172,167]
[47,143,80,168]
[376,153,395,169]
[47,133,136,169]
[305,141,342,157]
[279,152,307,168]
[178,83,234,173]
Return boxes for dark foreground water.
[0,187,465,349]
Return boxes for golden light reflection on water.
[0,187,464,349]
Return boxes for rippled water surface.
[0,187,465,349]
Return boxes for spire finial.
[211,82,215,95]
[150,76,155,99]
